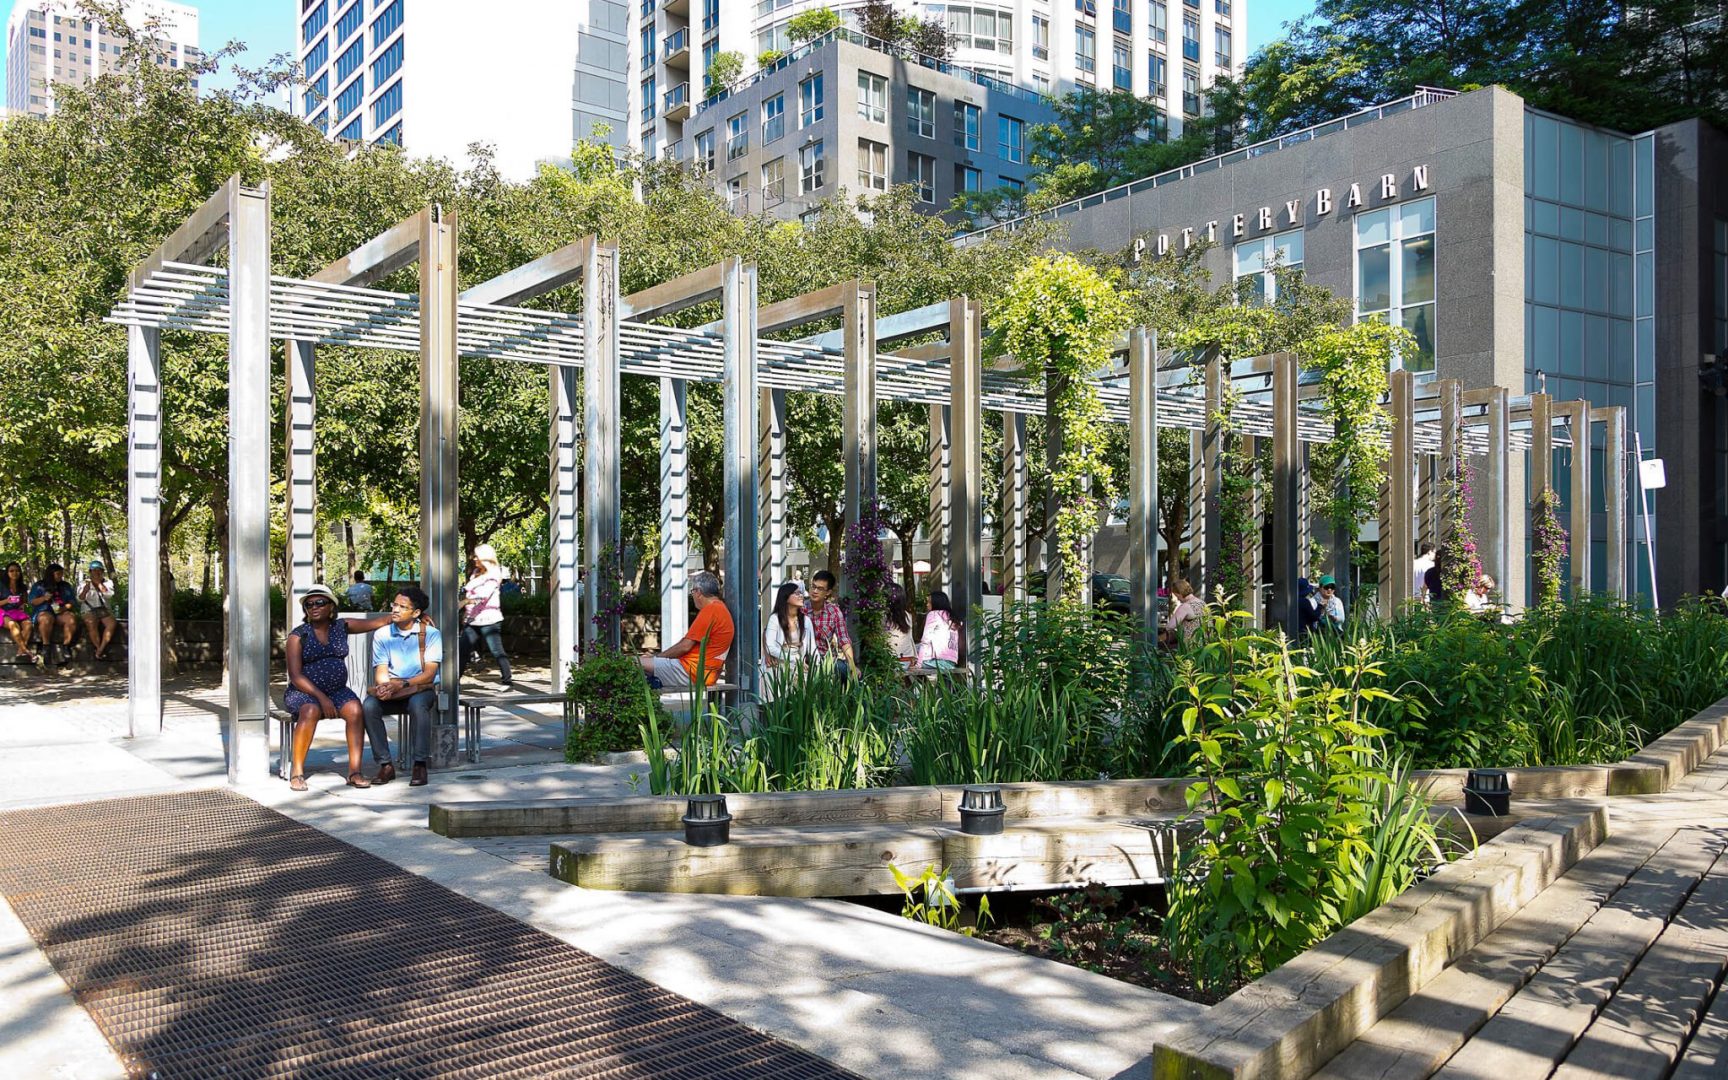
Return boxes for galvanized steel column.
[1128,329,1159,643]
[1385,369,1414,614]
[285,339,318,612]
[1563,400,1592,597]
[419,207,461,765]
[659,377,690,647]
[1530,392,1553,495]
[1482,386,1510,604]
[948,299,982,623]
[1600,405,1626,598]
[928,403,951,592]
[550,365,580,685]
[1270,353,1302,636]
[1001,411,1028,604]
[226,183,271,784]
[583,240,621,651]
[722,259,760,693]
[1201,356,1224,602]
[759,386,788,620]
[1187,428,1206,596]
[842,282,877,528]
[127,325,161,740]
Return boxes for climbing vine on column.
[1436,418,1481,600]
[993,255,1131,602]
[1531,485,1567,607]
[1304,323,1402,566]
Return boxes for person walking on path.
[459,543,512,688]
[362,586,444,787]
[807,569,856,678]
[283,584,393,792]
[2,562,39,667]
[913,590,965,674]
[344,571,376,611]
[78,562,117,660]
[762,580,815,700]
[639,571,734,689]
[29,563,77,667]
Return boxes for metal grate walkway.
[0,789,860,1079]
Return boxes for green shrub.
[903,679,1085,785]
[756,662,896,790]
[564,645,667,761]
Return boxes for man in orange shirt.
[639,570,734,688]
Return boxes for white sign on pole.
[1639,458,1667,490]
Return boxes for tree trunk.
[825,513,845,579]
[201,517,214,594]
[461,517,480,566]
[344,521,357,581]
[96,515,116,574]
[159,516,181,673]
[897,528,918,601]
[61,505,75,568]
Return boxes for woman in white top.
[78,561,118,660]
[1465,574,1496,615]
[885,584,915,670]
[762,580,815,699]
[1161,578,1205,648]
[459,543,512,688]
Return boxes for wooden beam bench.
[461,690,575,763]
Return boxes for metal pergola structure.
[111,178,1627,782]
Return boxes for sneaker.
[30,653,44,669]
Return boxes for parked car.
[1022,571,1133,615]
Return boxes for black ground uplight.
[683,794,732,846]
[1463,769,1511,816]
[958,785,1006,835]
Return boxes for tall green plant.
[1531,486,1567,607]
[992,255,1131,601]
[904,680,1083,785]
[1303,323,1401,567]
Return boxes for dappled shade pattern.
[0,789,860,1079]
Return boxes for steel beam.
[1128,329,1160,643]
[1385,369,1414,614]
[128,175,241,291]
[313,213,423,287]
[583,241,622,650]
[722,258,761,693]
[227,182,272,785]
[1187,428,1206,596]
[948,299,982,623]
[551,365,580,685]
[842,283,877,531]
[419,207,461,765]
[1480,386,1510,601]
[659,378,690,647]
[462,237,595,307]
[1201,357,1225,602]
[1001,412,1028,604]
[799,298,949,350]
[928,404,951,593]
[1530,393,1553,494]
[620,261,727,321]
[1597,405,1626,599]
[1561,399,1592,597]
[127,325,161,739]
[285,339,318,611]
[1270,353,1301,636]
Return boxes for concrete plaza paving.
[0,670,1204,1080]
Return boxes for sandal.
[346,771,372,789]
[289,774,308,792]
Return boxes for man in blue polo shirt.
[361,586,442,787]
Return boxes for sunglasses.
[302,597,334,609]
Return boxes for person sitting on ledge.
[282,585,394,792]
[639,570,733,690]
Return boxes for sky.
[8,0,1318,103]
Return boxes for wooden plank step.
[1312,826,1673,1080]
[548,816,1181,897]
[1552,827,1728,1079]
[1673,979,1728,1079]
[1431,826,1727,1080]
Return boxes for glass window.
[1214,26,1231,67]
[1356,196,1437,373]
[946,5,1014,52]
[799,139,825,194]
[302,2,328,45]
[762,157,785,200]
[1113,43,1131,89]
[335,0,362,44]
[372,78,401,126]
[727,111,748,160]
[335,74,363,121]
[304,37,329,75]
[370,35,402,89]
[694,128,716,171]
[958,164,983,193]
[1182,66,1199,115]
[335,37,363,83]
[1032,14,1049,59]
[337,115,361,141]
[998,114,1024,163]
[1181,13,1199,60]
[1148,52,1167,97]
[907,87,935,138]
[799,73,824,126]
[1231,229,1304,303]
[955,102,981,151]
[1075,25,1096,72]
[727,174,745,209]
[857,72,887,123]
[640,23,655,71]
[858,138,888,191]
[302,73,328,115]
[1215,0,1229,13]
[1001,175,1025,192]
[909,151,936,203]
[642,76,657,122]
[762,93,784,144]
[377,120,401,146]
[370,0,402,48]
[1112,0,1132,35]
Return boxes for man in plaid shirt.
[807,569,857,678]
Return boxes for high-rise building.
[637,0,1246,162]
[5,0,200,118]
[291,0,630,180]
